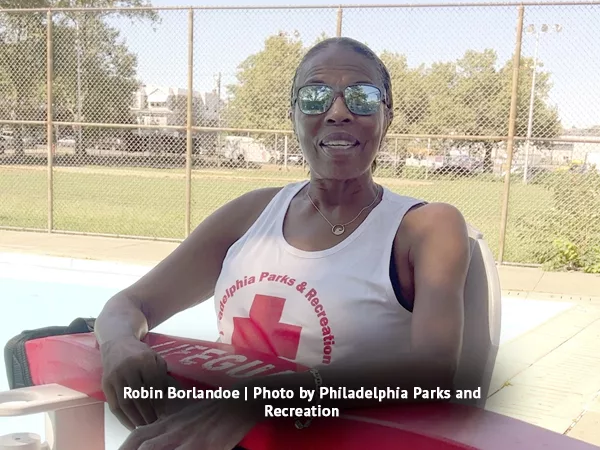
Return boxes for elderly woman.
[95,37,471,449]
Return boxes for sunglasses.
[294,84,384,116]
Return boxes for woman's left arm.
[119,202,472,450]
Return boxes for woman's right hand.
[100,337,171,430]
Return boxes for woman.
[95,37,471,450]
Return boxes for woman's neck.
[305,175,380,210]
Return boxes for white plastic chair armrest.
[0,384,101,417]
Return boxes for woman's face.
[292,45,390,181]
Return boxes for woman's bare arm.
[94,187,282,347]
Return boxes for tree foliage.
[225,32,562,167]
[0,0,158,154]
[226,32,304,131]
[0,5,48,155]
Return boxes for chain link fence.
[0,3,599,272]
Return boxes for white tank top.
[213,180,426,369]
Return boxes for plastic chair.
[453,224,502,409]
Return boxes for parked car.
[505,165,551,183]
[431,155,484,177]
[57,136,76,147]
[278,154,304,165]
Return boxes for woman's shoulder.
[229,181,305,221]
[381,188,462,223]
[399,201,469,245]
[381,189,430,227]
[240,185,284,204]
[237,181,305,208]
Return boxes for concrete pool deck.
[1,229,600,447]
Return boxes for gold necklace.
[306,185,382,236]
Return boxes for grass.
[0,164,553,264]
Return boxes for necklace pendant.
[332,225,345,236]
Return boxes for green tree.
[51,1,158,154]
[380,52,429,135]
[423,61,462,134]
[416,49,561,172]
[379,52,428,173]
[225,35,561,172]
[506,55,561,141]
[448,49,506,171]
[225,32,304,132]
[52,14,140,151]
[0,0,158,156]
[0,2,48,156]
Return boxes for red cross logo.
[231,294,302,359]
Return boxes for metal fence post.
[185,8,194,238]
[336,6,343,37]
[284,134,288,171]
[46,10,54,233]
[498,5,524,264]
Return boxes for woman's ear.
[384,106,393,135]
[289,108,296,134]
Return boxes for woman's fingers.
[145,355,170,418]
[123,371,159,426]
[103,357,173,427]
[118,421,169,450]
[104,383,137,431]
[100,338,175,430]
[119,393,148,428]
[137,432,181,450]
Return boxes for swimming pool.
[0,252,575,449]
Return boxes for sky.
[106,0,600,130]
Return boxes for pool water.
[0,254,575,449]
[0,255,220,448]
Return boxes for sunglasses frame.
[292,83,386,116]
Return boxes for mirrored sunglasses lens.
[298,86,333,114]
[345,85,382,115]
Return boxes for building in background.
[131,85,224,135]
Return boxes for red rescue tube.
[23,333,596,450]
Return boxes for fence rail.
[1,3,599,272]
